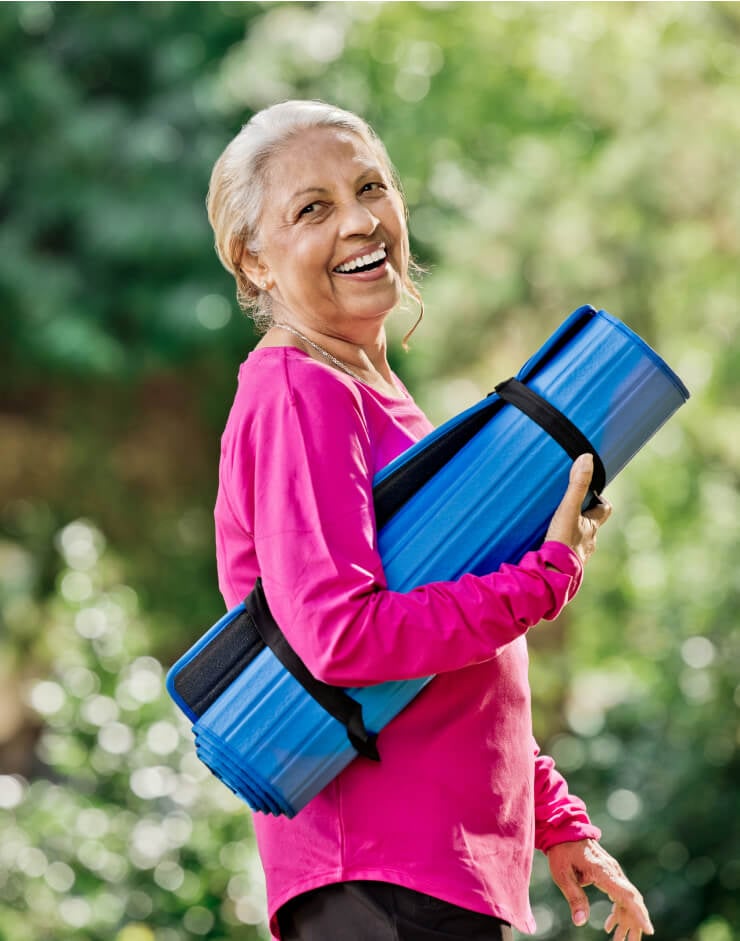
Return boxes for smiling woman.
[197,101,652,941]
[241,125,410,395]
[207,100,424,396]
[207,100,422,338]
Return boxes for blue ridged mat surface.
[166,305,690,817]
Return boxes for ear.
[239,248,273,292]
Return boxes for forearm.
[261,541,582,686]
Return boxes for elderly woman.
[206,101,653,941]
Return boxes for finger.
[602,902,653,936]
[561,454,595,513]
[550,867,590,927]
[595,881,653,935]
[605,905,653,938]
[562,883,590,927]
[584,493,612,525]
[571,452,595,488]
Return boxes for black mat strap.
[244,578,380,762]
[173,608,265,718]
[373,398,502,530]
[494,378,606,495]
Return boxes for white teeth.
[335,248,386,273]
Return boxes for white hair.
[206,100,422,336]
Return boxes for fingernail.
[574,910,587,926]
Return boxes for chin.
[353,300,401,322]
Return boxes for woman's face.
[245,126,409,335]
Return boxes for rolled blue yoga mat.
[167,305,689,817]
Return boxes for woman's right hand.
[545,454,612,566]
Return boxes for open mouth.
[334,247,387,274]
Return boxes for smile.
[333,247,387,274]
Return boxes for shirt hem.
[267,867,536,939]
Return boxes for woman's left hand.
[547,838,654,939]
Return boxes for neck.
[276,316,392,377]
[269,318,400,396]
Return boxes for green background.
[1,3,738,940]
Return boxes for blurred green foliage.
[0,523,266,941]
[0,3,738,940]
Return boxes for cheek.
[395,224,410,273]
[272,237,328,290]
[387,200,409,265]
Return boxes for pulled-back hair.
[206,100,422,338]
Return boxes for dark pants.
[277,880,514,941]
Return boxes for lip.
[332,242,386,272]
[334,258,390,283]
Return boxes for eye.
[298,202,321,218]
[360,181,386,195]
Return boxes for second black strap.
[494,378,606,495]
[244,579,380,762]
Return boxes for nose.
[338,198,379,239]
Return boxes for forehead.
[265,126,386,194]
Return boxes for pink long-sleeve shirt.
[214,346,601,938]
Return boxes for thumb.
[553,866,591,928]
[563,453,595,510]
[564,881,590,928]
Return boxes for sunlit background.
[1,3,738,940]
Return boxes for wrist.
[539,541,583,580]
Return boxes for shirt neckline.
[249,345,413,404]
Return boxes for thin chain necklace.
[273,322,364,383]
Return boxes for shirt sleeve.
[231,356,584,687]
[532,740,602,853]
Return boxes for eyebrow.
[290,186,331,201]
